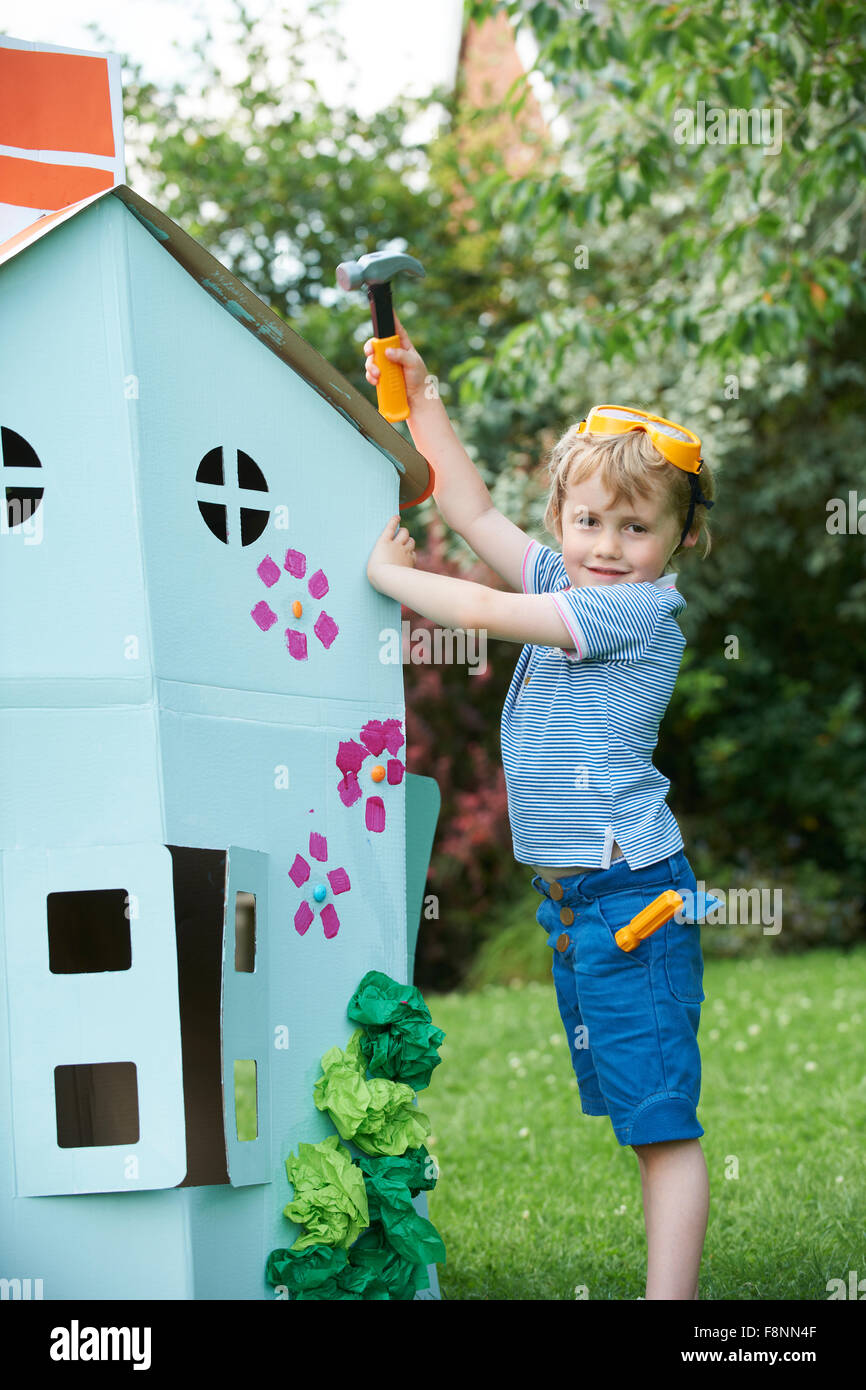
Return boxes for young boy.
[363,317,716,1300]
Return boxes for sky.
[0,0,466,114]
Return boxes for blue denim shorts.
[533,849,707,1147]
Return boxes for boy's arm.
[407,394,535,593]
[368,556,575,652]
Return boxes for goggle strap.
[679,471,715,547]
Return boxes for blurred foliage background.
[114,0,865,989]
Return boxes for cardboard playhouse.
[0,36,444,1299]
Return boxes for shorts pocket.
[664,880,720,1003]
[665,917,705,1003]
[596,888,668,969]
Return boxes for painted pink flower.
[336,718,405,832]
[289,831,351,940]
[250,547,339,657]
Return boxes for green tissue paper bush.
[266,972,447,1299]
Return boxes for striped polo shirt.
[500,538,688,871]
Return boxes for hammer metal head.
[336,249,426,292]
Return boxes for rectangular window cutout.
[47,888,131,974]
[54,1062,139,1148]
[234,1060,257,1142]
[234,891,256,972]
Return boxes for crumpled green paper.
[265,1243,388,1300]
[357,1147,446,1267]
[371,1142,439,1198]
[347,970,445,1091]
[313,1028,432,1156]
[282,1133,369,1250]
[348,1220,431,1300]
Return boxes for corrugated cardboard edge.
[0,182,434,509]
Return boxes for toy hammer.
[336,250,425,422]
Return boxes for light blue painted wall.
[0,196,435,1298]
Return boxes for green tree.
[460,0,866,380]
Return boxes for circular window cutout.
[196,446,270,545]
[2,426,43,528]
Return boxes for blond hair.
[542,422,715,562]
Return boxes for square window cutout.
[55,1062,140,1148]
[47,888,131,974]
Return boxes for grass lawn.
[419,945,866,1301]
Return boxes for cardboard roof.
[0,182,434,509]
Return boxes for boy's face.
[555,466,694,588]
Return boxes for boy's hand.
[364,312,430,413]
[367,515,417,587]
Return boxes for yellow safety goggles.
[577,404,703,474]
[577,404,713,546]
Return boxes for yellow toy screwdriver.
[336,250,426,423]
[615,890,684,952]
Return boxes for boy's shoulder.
[523,538,570,595]
[650,576,687,615]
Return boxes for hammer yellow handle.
[615,890,684,952]
[372,334,410,422]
